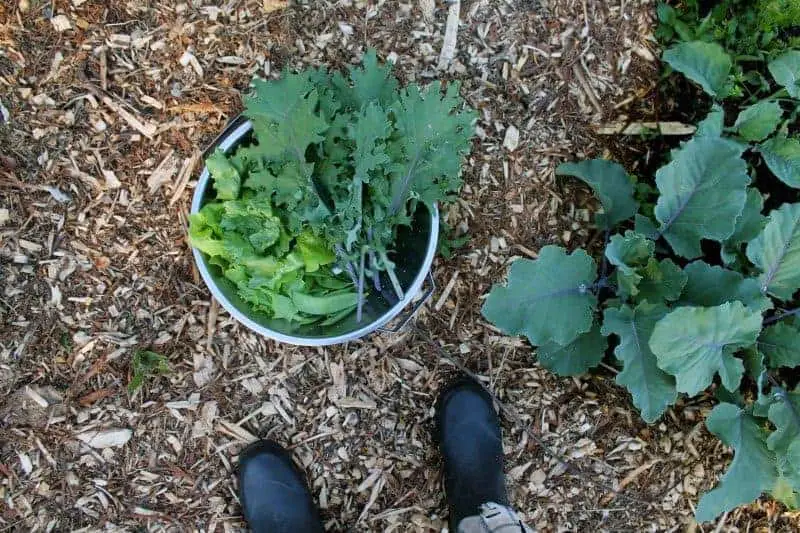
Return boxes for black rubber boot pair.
[237,378,508,532]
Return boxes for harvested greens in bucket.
[189,50,475,325]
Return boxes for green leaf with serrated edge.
[758,136,800,188]
[387,82,475,216]
[734,101,783,142]
[758,323,800,369]
[537,324,607,376]
[482,246,597,346]
[747,203,800,300]
[696,105,724,138]
[663,41,732,97]
[635,258,687,303]
[602,303,676,423]
[654,137,749,258]
[650,302,761,396]
[339,102,392,250]
[767,387,800,455]
[556,160,638,229]
[349,49,399,109]
[722,188,766,265]
[207,149,241,200]
[695,404,778,523]
[679,261,772,312]
[768,50,800,98]
[245,71,329,164]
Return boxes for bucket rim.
[190,119,439,346]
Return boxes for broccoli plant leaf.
[537,324,607,376]
[605,231,654,297]
[767,387,800,456]
[663,41,732,98]
[606,231,654,272]
[679,261,772,312]
[768,50,800,98]
[722,188,766,265]
[602,303,677,423]
[634,258,687,303]
[758,136,800,189]
[758,322,800,369]
[556,160,638,229]
[778,440,800,492]
[734,101,783,142]
[482,246,597,346]
[747,202,800,300]
[695,403,778,523]
[650,302,761,396]
[696,105,724,138]
[654,137,749,258]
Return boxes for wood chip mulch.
[1,0,798,531]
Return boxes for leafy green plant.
[483,33,800,523]
[657,0,800,58]
[438,220,470,259]
[189,50,475,324]
[129,350,170,394]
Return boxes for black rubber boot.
[435,377,509,531]
[238,440,325,533]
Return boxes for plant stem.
[357,247,366,322]
[763,307,800,325]
[767,374,800,432]
[334,244,358,286]
[379,249,404,301]
[367,228,382,292]
[369,250,382,291]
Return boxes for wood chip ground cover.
[0,0,797,530]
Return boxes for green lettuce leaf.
[207,149,241,200]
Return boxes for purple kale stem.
[379,249,404,301]
[334,244,358,286]
[370,251,382,292]
[367,228,381,292]
[357,247,366,322]
[764,307,800,325]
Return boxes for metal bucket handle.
[378,272,436,333]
